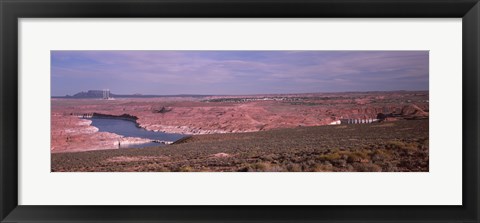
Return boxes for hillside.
[51,119,428,172]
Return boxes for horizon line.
[51,89,429,98]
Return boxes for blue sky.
[51,51,428,96]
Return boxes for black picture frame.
[1,0,479,222]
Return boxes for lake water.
[87,117,186,149]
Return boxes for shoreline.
[51,94,429,153]
[87,112,263,135]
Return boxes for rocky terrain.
[52,119,429,172]
[51,91,429,154]
[51,114,153,153]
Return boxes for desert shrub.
[261,154,276,161]
[386,141,417,151]
[178,166,193,172]
[253,162,271,171]
[371,149,393,161]
[332,159,347,167]
[311,163,333,172]
[402,144,418,152]
[286,163,302,172]
[238,163,270,172]
[239,162,283,172]
[346,151,369,163]
[319,152,342,161]
[267,165,285,172]
[353,163,382,172]
[386,140,405,149]
[156,167,170,172]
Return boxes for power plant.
[102,89,112,100]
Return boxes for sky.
[51,51,428,96]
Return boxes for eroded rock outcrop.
[51,91,429,152]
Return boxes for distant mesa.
[74,90,106,98]
[53,90,210,99]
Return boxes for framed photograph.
[1,0,479,222]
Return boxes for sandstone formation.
[51,91,429,153]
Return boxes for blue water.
[87,117,185,149]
